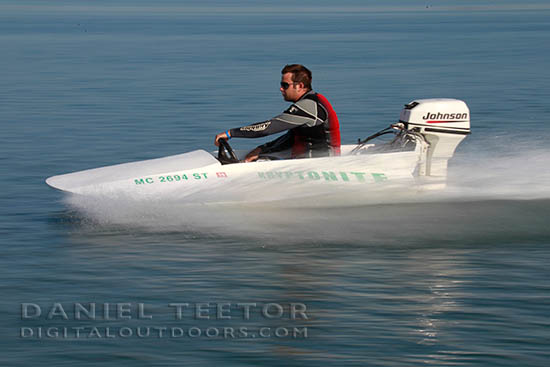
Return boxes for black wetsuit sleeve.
[228,98,324,138]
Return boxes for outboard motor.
[399,98,470,181]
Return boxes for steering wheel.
[217,138,239,164]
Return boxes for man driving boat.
[215,64,341,162]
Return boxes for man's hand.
[214,131,230,146]
[244,147,261,162]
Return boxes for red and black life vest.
[291,93,341,158]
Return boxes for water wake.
[445,144,550,201]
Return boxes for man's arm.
[243,132,293,162]
[229,98,323,138]
[258,132,293,153]
[214,97,325,147]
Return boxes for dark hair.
[282,64,312,90]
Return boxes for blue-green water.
[2,1,550,366]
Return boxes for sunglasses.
[280,81,299,90]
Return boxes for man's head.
[280,64,312,102]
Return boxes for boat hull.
[46,146,428,206]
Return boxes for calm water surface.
[1,1,550,366]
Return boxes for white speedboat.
[46,99,470,207]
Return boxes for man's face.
[280,72,306,102]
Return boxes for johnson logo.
[422,112,468,122]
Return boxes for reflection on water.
[8,213,540,365]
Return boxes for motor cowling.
[399,98,470,133]
[399,98,471,182]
